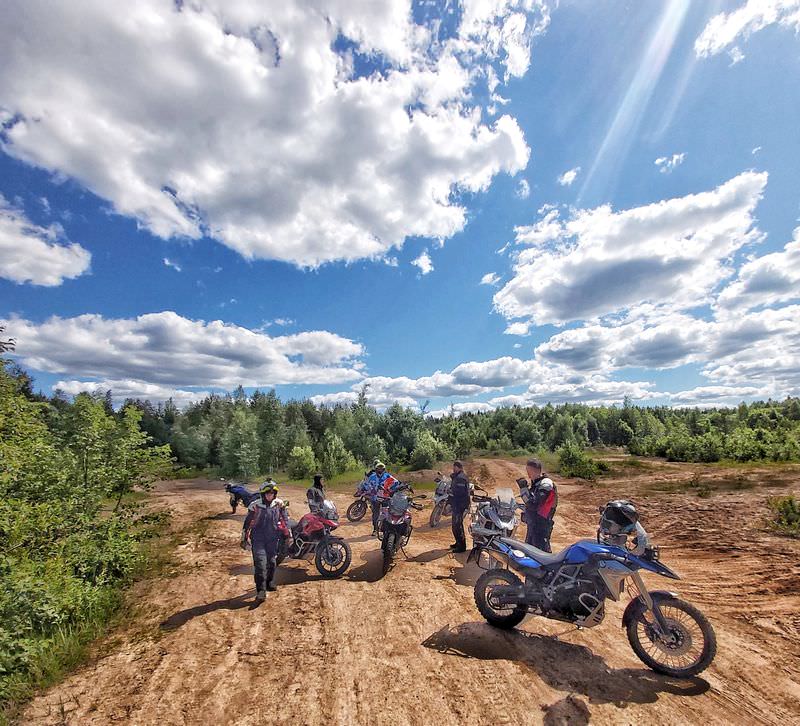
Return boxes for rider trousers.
[525,515,554,553]
[451,503,467,550]
[252,543,277,592]
[371,500,381,532]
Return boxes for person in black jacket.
[448,460,470,553]
[516,458,558,552]
[306,474,326,513]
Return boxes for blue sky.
[1,0,799,412]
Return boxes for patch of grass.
[767,495,800,537]
[0,512,173,725]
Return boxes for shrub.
[319,432,357,479]
[557,441,599,480]
[767,495,800,537]
[287,445,317,480]
[409,429,453,470]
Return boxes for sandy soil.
[21,460,800,725]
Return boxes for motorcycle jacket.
[449,470,471,510]
[366,471,399,501]
[306,485,325,512]
[243,500,290,546]
[519,475,558,521]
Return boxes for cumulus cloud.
[716,225,800,311]
[493,171,768,326]
[669,385,768,405]
[489,374,658,407]
[557,166,580,186]
[516,179,531,198]
[480,272,501,286]
[4,312,364,395]
[0,194,91,286]
[654,152,686,174]
[411,250,434,275]
[695,0,800,58]
[503,321,531,336]
[56,379,211,408]
[0,0,545,268]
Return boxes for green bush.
[409,429,453,470]
[319,432,356,479]
[287,444,317,480]
[767,495,800,537]
[557,441,599,480]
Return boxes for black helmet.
[599,500,638,535]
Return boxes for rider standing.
[516,458,558,552]
[366,462,398,536]
[306,474,326,513]
[448,460,470,553]
[241,481,290,602]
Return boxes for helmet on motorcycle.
[599,500,638,535]
[375,461,386,471]
[259,481,279,497]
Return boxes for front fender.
[622,590,679,627]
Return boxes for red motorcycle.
[277,499,352,578]
[378,486,427,573]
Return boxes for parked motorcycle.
[429,473,475,528]
[378,486,427,572]
[468,485,521,547]
[222,479,259,513]
[429,475,453,527]
[277,499,352,578]
[346,481,370,522]
[471,501,717,678]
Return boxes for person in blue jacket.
[365,462,401,536]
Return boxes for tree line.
[122,384,800,480]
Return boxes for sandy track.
[22,461,800,725]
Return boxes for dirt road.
[22,460,800,725]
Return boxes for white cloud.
[751,146,762,155]
[716,226,800,311]
[480,272,501,286]
[4,311,364,393]
[503,321,530,336]
[489,373,658,407]
[557,166,580,186]
[515,179,530,199]
[695,0,800,58]
[493,171,768,326]
[411,250,434,275]
[0,194,91,286]
[669,385,768,405]
[654,152,686,174]
[728,47,746,65]
[426,401,495,418]
[163,257,182,272]
[56,379,210,408]
[0,0,543,268]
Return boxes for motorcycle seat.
[499,538,569,566]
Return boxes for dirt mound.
[21,461,800,725]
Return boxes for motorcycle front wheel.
[626,593,717,678]
[474,569,527,629]
[429,502,444,528]
[382,532,396,574]
[346,499,368,522]
[314,540,352,578]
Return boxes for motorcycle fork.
[629,570,670,634]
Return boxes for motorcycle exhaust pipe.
[491,585,527,605]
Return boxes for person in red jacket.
[516,458,558,552]
[241,481,290,601]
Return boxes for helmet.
[599,500,638,535]
[375,461,386,470]
[259,480,279,496]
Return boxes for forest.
[126,384,800,480]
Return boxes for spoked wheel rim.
[347,500,367,521]
[483,574,520,618]
[636,605,707,672]
[318,542,347,573]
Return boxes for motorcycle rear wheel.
[429,502,444,528]
[474,569,527,629]
[346,499,368,522]
[626,594,717,678]
[314,540,352,578]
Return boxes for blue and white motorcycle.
[471,500,717,678]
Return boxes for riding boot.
[265,556,277,591]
